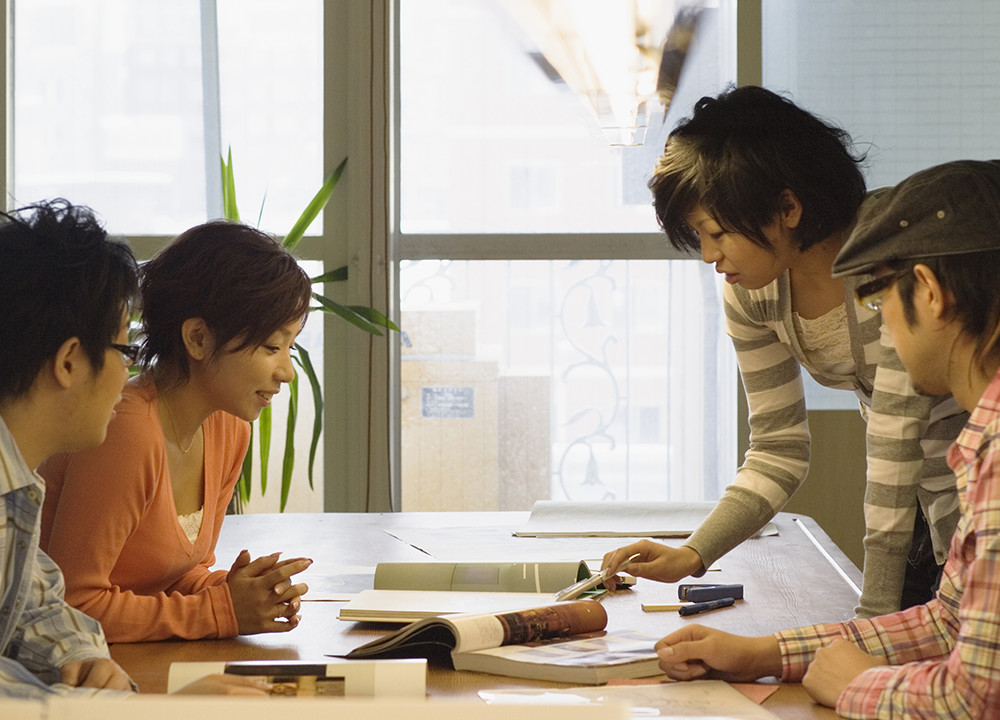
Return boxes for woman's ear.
[180,318,214,361]
[778,189,803,229]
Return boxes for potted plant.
[220,150,398,511]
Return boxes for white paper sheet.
[480,679,782,719]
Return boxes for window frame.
[389,0,758,510]
[0,0,763,511]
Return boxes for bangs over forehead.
[139,221,313,379]
[649,138,710,254]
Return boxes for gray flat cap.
[833,159,1000,277]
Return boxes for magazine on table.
[342,599,606,659]
[341,601,664,684]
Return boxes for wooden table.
[110,511,862,719]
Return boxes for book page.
[480,679,782,719]
[460,630,659,669]
[446,613,508,653]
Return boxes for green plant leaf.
[312,292,385,335]
[221,148,241,222]
[310,265,349,283]
[259,404,272,495]
[218,150,399,513]
[346,305,400,332]
[283,157,348,251]
[255,188,267,229]
[280,371,299,512]
[292,344,323,489]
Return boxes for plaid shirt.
[776,365,1000,719]
[0,415,129,700]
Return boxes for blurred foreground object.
[502,1,703,145]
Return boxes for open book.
[514,500,778,538]
[343,599,606,660]
[342,600,662,685]
[338,560,613,622]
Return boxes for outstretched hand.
[601,539,704,588]
[226,549,312,635]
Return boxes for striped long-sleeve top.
[684,270,967,617]
[775,364,1000,719]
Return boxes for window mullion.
[199,0,223,221]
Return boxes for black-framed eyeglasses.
[854,268,911,312]
[110,343,141,368]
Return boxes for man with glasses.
[0,201,278,700]
[0,199,140,698]
[853,269,913,312]
[648,159,1000,718]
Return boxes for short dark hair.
[0,199,139,402]
[139,221,312,382]
[650,85,867,253]
[895,251,1000,370]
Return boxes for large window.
[14,0,323,236]
[11,1,997,513]
[12,0,326,511]
[397,0,739,510]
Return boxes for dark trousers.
[899,504,943,609]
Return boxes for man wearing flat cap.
[641,159,1000,719]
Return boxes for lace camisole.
[792,302,855,376]
[177,506,204,544]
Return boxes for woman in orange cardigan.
[39,221,314,642]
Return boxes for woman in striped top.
[602,86,966,618]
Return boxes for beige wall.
[781,410,868,570]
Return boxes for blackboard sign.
[421,386,475,419]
